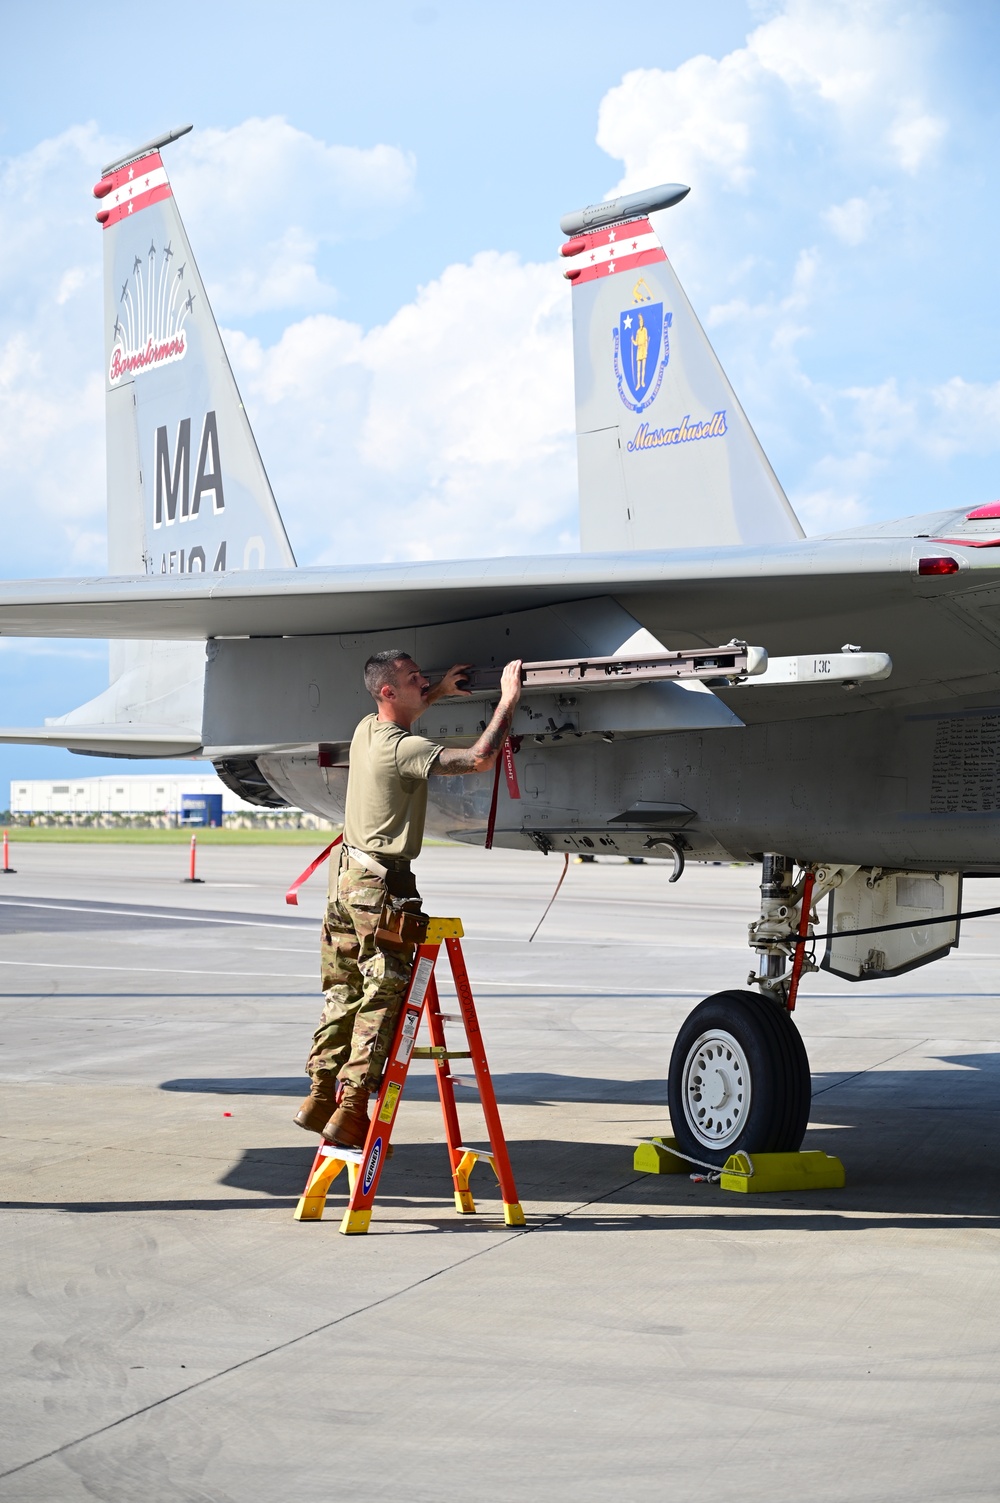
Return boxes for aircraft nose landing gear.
[667,854,843,1167]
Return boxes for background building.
[10,773,260,817]
[5,772,341,833]
[7,773,336,828]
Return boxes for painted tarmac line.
[0,897,313,930]
[810,1038,931,1097]
[0,956,991,1004]
[0,959,315,979]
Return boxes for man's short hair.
[363,650,413,702]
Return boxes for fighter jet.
[1,125,996,1166]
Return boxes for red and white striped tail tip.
[560,217,666,286]
[93,152,172,228]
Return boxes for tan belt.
[347,846,416,878]
[345,845,388,878]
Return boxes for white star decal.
[607,260,616,274]
[608,229,616,242]
[623,314,633,328]
[128,166,134,180]
[127,203,133,214]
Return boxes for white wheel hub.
[681,1028,751,1149]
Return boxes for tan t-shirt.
[342,714,444,860]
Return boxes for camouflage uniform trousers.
[306,854,423,1093]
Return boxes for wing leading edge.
[0,726,201,755]
[0,536,985,640]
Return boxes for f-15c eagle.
[2,124,997,1167]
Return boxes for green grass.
[0,827,339,845]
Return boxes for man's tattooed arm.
[432,660,522,776]
[435,709,512,775]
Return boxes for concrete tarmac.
[1,841,999,1501]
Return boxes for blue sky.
[0,0,999,790]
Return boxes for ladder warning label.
[394,1006,420,1065]
[378,1082,401,1123]
[409,957,435,1009]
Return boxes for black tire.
[667,989,811,1167]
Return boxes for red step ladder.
[294,918,525,1235]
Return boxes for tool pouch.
[375,903,429,948]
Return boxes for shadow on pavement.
[5,1120,1000,1229]
[160,1072,670,1104]
[8,1054,1000,1225]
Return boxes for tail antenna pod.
[100,124,193,180]
[559,182,690,237]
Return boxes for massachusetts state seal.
[613,304,672,415]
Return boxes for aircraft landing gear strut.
[749,854,813,1008]
[666,855,853,1167]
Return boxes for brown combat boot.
[321,1084,371,1149]
[293,1078,342,1134]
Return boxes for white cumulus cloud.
[822,191,886,245]
[229,251,576,564]
[599,0,946,200]
[167,118,416,316]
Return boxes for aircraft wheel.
[667,990,811,1168]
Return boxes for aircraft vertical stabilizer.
[49,127,299,747]
[561,186,803,551]
[96,127,295,578]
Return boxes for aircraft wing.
[0,537,996,729]
[0,536,987,643]
[0,726,202,755]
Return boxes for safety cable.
[638,1138,754,1180]
[798,898,1000,946]
[529,852,570,942]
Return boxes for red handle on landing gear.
[786,870,816,1012]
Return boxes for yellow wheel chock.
[634,1137,845,1192]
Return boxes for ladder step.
[449,1076,479,1089]
[438,1013,463,1024]
[457,1145,494,1158]
[411,1046,473,1060]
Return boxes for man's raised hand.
[499,660,523,709]
[440,663,474,697]
[425,664,473,706]
[433,658,524,777]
